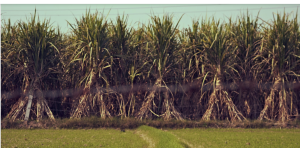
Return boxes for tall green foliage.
[1,9,300,122]
[4,10,61,121]
[259,11,300,122]
[230,11,264,119]
[67,10,112,118]
[136,13,183,120]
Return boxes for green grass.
[1,128,148,148]
[170,128,300,148]
[2,126,300,148]
[137,125,187,148]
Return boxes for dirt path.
[135,130,156,148]
[135,127,202,148]
[169,132,203,148]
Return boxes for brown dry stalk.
[259,76,298,122]
[98,93,111,119]
[71,86,116,119]
[36,98,43,122]
[136,78,183,120]
[239,91,261,119]
[161,88,183,120]
[6,96,29,121]
[136,78,162,120]
[43,99,55,121]
[71,94,90,118]
[202,88,247,122]
[201,75,247,121]
[116,93,126,118]
[127,92,135,117]
[6,92,55,122]
[5,78,31,121]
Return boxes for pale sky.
[1,4,300,33]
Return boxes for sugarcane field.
[1,4,300,148]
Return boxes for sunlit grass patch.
[137,125,187,148]
[170,128,300,148]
